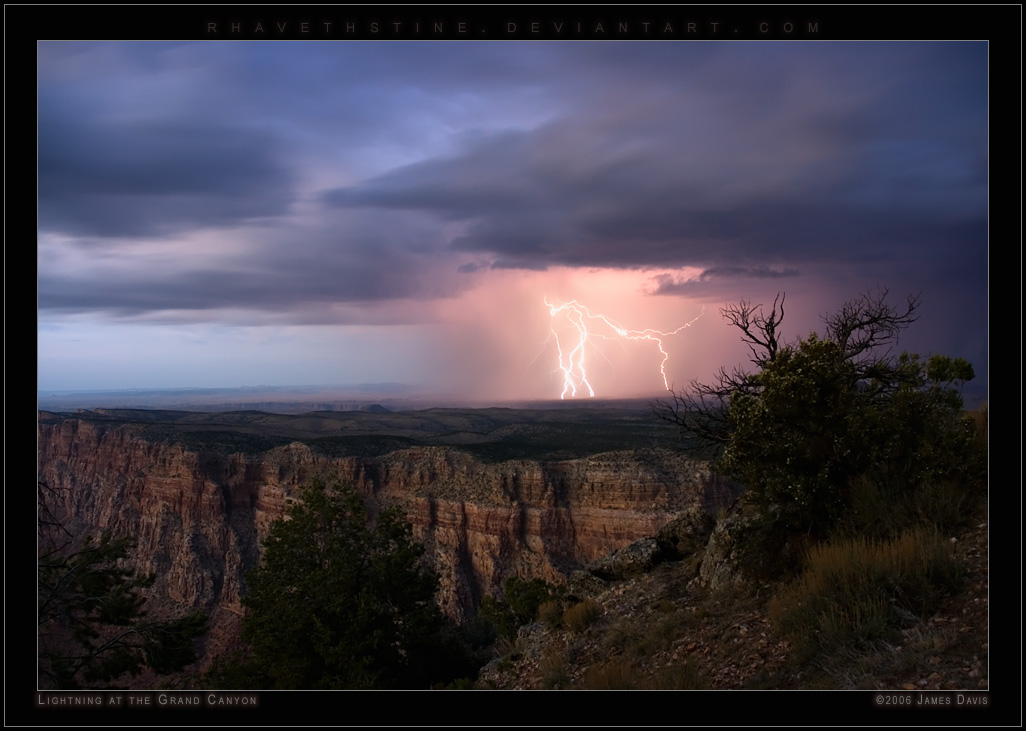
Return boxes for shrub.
[769,528,964,660]
[563,598,604,633]
[538,648,569,689]
[537,599,565,630]
[722,334,861,531]
[848,476,979,538]
[599,619,639,655]
[460,613,499,650]
[477,577,562,639]
[581,658,703,690]
[646,661,704,690]
[582,661,636,689]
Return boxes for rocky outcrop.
[583,537,661,581]
[37,414,742,650]
[656,506,720,562]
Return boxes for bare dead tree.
[823,289,920,367]
[651,387,731,457]
[653,289,925,456]
[654,293,787,456]
[721,292,786,367]
[652,363,763,457]
[821,289,923,398]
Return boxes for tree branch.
[721,292,786,367]
[823,288,921,366]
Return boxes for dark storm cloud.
[38,265,406,316]
[323,44,987,275]
[36,42,574,319]
[38,93,294,238]
[37,42,987,325]
[647,266,801,296]
[701,266,800,281]
[325,121,986,271]
[38,207,467,319]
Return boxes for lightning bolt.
[544,297,704,399]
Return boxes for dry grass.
[850,477,979,538]
[580,657,703,690]
[538,647,569,689]
[563,599,603,633]
[645,660,704,690]
[581,660,637,689]
[537,600,564,630]
[769,528,964,660]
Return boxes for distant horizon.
[37,379,989,416]
[37,382,420,397]
[35,382,676,406]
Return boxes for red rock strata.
[37,415,739,642]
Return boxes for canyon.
[37,408,742,664]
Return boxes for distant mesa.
[360,404,392,413]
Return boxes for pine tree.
[217,479,469,689]
[37,482,207,689]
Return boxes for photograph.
[25,4,1011,726]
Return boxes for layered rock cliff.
[37,412,741,646]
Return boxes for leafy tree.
[654,290,982,544]
[37,482,207,689]
[216,478,470,689]
[719,333,861,532]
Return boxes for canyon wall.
[37,414,741,637]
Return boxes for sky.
[37,41,989,404]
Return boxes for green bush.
[477,577,561,640]
[723,341,980,540]
[722,334,860,531]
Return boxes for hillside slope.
[478,504,988,691]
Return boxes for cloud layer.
[37,42,988,398]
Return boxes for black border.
[12,2,1021,727]
[8,4,1020,41]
